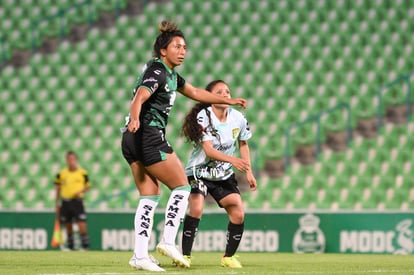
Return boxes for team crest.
[151,83,158,92]
[394,219,413,254]
[293,213,325,253]
[232,128,240,139]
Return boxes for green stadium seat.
[1,0,413,210]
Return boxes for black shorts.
[60,199,87,223]
[188,174,240,207]
[121,125,173,166]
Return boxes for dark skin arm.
[128,87,152,133]
[202,140,250,172]
[238,140,257,190]
[179,82,247,107]
[128,83,247,133]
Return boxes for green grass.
[0,251,413,275]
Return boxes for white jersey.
[185,107,252,181]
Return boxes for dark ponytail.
[181,80,226,144]
[153,20,185,58]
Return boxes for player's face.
[211,82,231,109]
[161,36,186,69]
[66,154,78,170]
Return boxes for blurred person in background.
[54,151,90,250]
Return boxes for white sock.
[161,185,191,245]
[134,196,159,259]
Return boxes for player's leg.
[182,194,204,257]
[220,193,244,268]
[130,162,160,253]
[145,152,190,267]
[121,131,164,271]
[182,178,207,257]
[221,193,245,255]
[76,221,89,250]
[212,176,244,268]
[74,200,89,250]
[63,222,75,250]
[60,201,75,250]
[128,161,164,271]
[146,152,190,244]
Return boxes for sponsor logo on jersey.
[293,213,325,253]
[143,77,157,83]
[232,128,240,139]
[195,166,226,179]
[150,83,159,92]
[154,69,161,75]
[165,84,170,92]
[216,144,232,151]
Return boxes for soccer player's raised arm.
[179,83,247,108]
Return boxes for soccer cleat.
[221,255,242,268]
[156,243,190,268]
[149,254,160,266]
[129,256,165,272]
[173,255,191,267]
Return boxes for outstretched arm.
[238,140,257,191]
[179,83,247,108]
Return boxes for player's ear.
[160,48,167,57]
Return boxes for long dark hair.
[181,80,226,144]
[153,20,185,58]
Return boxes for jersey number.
[165,91,176,116]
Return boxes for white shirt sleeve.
[239,113,252,141]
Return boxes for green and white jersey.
[185,107,252,181]
[127,59,186,129]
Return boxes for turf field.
[0,251,413,275]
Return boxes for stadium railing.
[284,102,352,169]
[283,71,413,171]
[377,71,414,129]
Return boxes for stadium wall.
[0,211,413,254]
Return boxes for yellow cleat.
[221,255,242,268]
[173,255,191,267]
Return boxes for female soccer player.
[180,80,257,268]
[121,21,247,272]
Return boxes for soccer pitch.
[1,252,414,275]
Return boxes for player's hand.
[228,98,247,108]
[55,205,60,215]
[128,119,140,133]
[246,171,257,191]
[231,157,250,172]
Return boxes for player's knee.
[188,207,203,219]
[229,208,244,224]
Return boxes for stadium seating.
[0,0,413,210]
